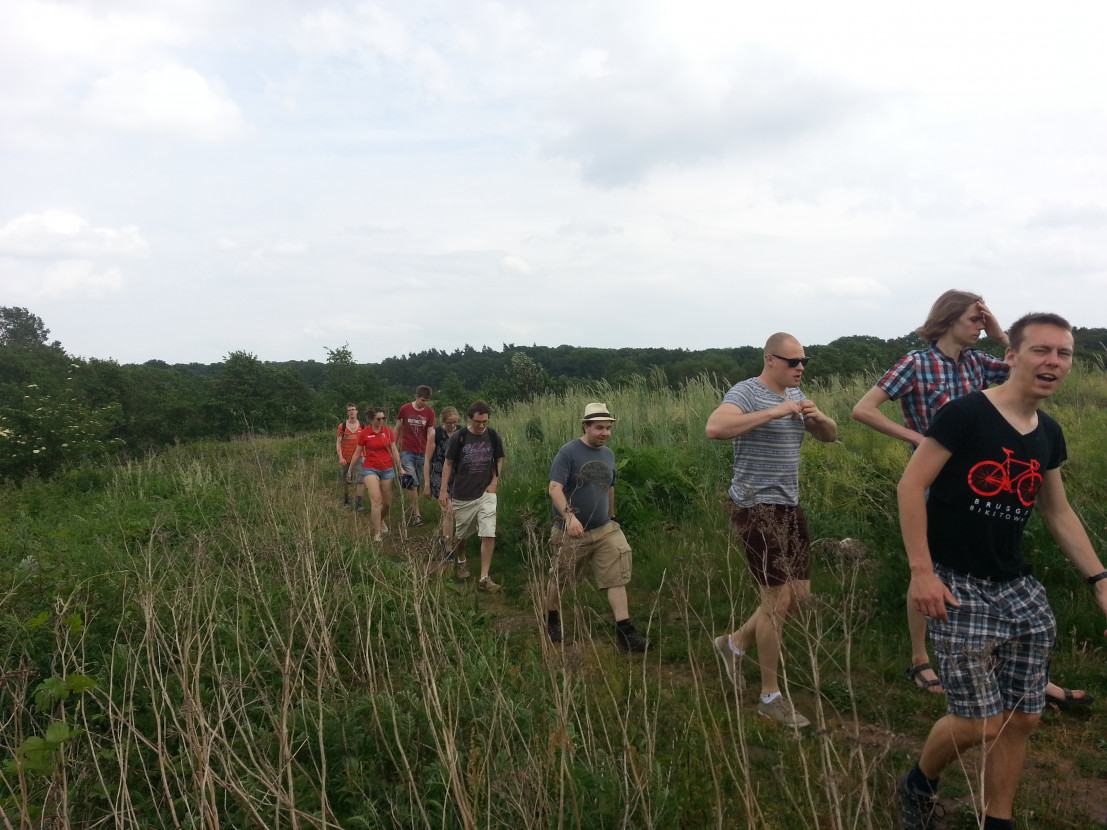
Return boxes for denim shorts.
[357,466,396,482]
[928,563,1055,717]
[399,451,424,485]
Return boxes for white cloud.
[0,210,149,259]
[821,278,891,299]
[498,255,532,276]
[81,64,246,140]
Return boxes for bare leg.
[606,585,629,621]
[380,480,393,529]
[730,580,809,696]
[479,537,495,579]
[364,477,383,536]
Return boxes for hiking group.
[333,293,1107,830]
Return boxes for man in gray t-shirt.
[544,402,650,652]
[705,332,837,728]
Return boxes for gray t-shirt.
[549,438,616,531]
[723,378,807,508]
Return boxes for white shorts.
[452,492,497,538]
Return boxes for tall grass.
[1,369,1105,827]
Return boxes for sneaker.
[356,504,366,512]
[895,773,943,830]
[756,696,810,728]
[713,635,744,690]
[342,501,351,509]
[548,617,563,643]
[380,522,389,534]
[616,626,651,653]
[478,575,502,592]
[409,516,424,527]
[441,544,455,563]
[455,560,470,579]
[372,534,383,543]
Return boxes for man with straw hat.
[544,402,651,652]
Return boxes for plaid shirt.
[876,345,1009,435]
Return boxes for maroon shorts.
[729,502,811,587]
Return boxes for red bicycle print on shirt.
[967,447,1042,507]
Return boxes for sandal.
[906,662,944,693]
[1045,688,1094,708]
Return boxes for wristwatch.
[1087,570,1107,586]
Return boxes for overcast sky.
[2,0,1106,365]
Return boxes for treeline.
[2,305,1105,483]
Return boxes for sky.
[2,0,1106,366]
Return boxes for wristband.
[1087,570,1107,586]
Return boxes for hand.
[798,399,823,422]
[774,399,804,420]
[439,493,450,508]
[908,571,960,621]
[565,514,584,539]
[978,300,1005,341]
[423,490,434,501]
[486,479,498,494]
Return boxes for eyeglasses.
[444,420,459,426]
[770,354,810,368]
[471,418,489,425]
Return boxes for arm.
[549,480,585,538]
[439,459,453,506]
[852,385,924,447]
[423,430,436,500]
[705,400,801,440]
[897,437,960,620]
[1035,468,1107,634]
[346,444,363,480]
[336,431,345,463]
[608,485,615,520]
[799,398,837,443]
[977,300,1009,348]
[389,431,402,471]
[487,455,504,494]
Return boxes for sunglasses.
[771,354,811,368]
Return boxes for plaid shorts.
[928,564,1055,718]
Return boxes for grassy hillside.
[1,371,1105,828]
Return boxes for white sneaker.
[713,635,744,690]
[757,695,810,728]
[372,534,383,543]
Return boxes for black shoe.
[548,617,563,643]
[895,773,943,830]
[616,626,651,653]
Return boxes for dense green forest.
[2,305,1105,483]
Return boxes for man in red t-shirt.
[395,385,435,527]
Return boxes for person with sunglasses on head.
[706,333,838,728]
[424,405,460,551]
[852,290,1091,709]
[439,401,506,590]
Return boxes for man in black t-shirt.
[894,313,1107,830]
[440,400,506,591]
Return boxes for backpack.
[452,426,504,459]
[340,420,364,436]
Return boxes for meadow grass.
[1,370,1105,827]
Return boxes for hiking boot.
[455,560,470,579]
[895,773,943,830]
[616,626,651,653]
[548,617,563,643]
[757,696,810,728]
[478,575,502,592]
[713,635,745,690]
